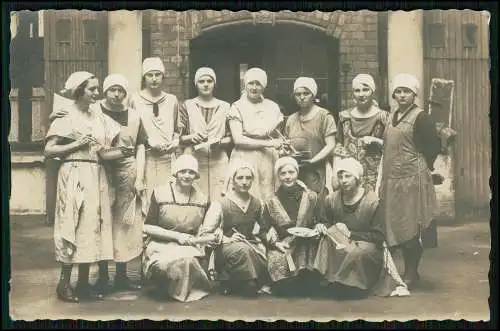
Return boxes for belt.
[62,159,102,165]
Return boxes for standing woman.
[227,67,285,201]
[93,74,147,293]
[180,67,232,201]
[44,72,120,302]
[128,57,185,204]
[378,73,440,288]
[142,155,214,302]
[333,74,389,193]
[263,157,319,296]
[284,77,337,195]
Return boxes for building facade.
[9,10,490,222]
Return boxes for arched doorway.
[189,23,340,117]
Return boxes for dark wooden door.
[189,24,339,114]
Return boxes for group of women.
[45,56,441,303]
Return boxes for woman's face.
[144,70,164,90]
[278,164,299,188]
[393,87,416,107]
[294,87,315,109]
[80,78,100,105]
[338,170,358,192]
[233,168,254,193]
[245,80,264,102]
[353,84,374,109]
[176,169,197,188]
[196,75,215,97]
[105,85,127,107]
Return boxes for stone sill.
[10,152,45,167]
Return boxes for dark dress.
[313,190,385,292]
[263,183,319,283]
[208,195,269,286]
[379,105,440,247]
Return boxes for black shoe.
[403,272,420,290]
[94,278,114,296]
[114,276,143,291]
[56,282,79,303]
[74,282,104,301]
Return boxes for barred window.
[429,23,445,48]
[55,19,71,43]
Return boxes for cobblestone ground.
[8,216,491,322]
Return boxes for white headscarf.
[391,73,419,96]
[62,71,95,98]
[103,73,129,96]
[142,57,165,76]
[293,77,318,97]
[274,156,299,176]
[194,67,216,85]
[244,68,267,89]
[352,74,376,92]
[171,154,200,179]
[335,157,364,181]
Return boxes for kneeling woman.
[142,155,215,302]
[313,157,385,298]
[263,157,319,296]
[203,162,270,296]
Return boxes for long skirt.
[379,170,437,247]
[227,147,279,201]
[54,162,113,264]
[267,236,317,283]
[110,157,146,263]
[313,227,383,291]
[145,151,175,205]
[193,149,228,201]
[142,240,212,302]
[215,241,268,283]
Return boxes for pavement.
[7,215,492,322]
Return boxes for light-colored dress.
[204,195,268,283]
[379,105,438,247]
[181,98,231,201]
[227,96,284,200]
[46,104,120,264]
[100,104,148,263]
[142,182,212,302]
[263,182,318,283]
[334,108,389,193]
[284,106,337,194]
[128,91,184,205]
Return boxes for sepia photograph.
[7,8,492,322]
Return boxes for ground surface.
[7,215,492,322]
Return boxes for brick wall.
[339,10,380,110]
[149,10,380,107]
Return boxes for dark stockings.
[402,236,423,287]
[56,263,79,303]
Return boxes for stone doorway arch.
[187,11,345,116]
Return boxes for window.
[429,23,445,48]
[83,19,97,42]
[463,23,478,48]
[55,19,71,43]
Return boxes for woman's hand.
[315,223,328,236]
[50,109,69,120]
[231,232,246,242]
[274,241,290,253]
[176,233,195,246]
[266,228,279,244]
[191,132,208,145]
[222,235,234,244]
[75,134,94,149]
[335,222,351,237]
